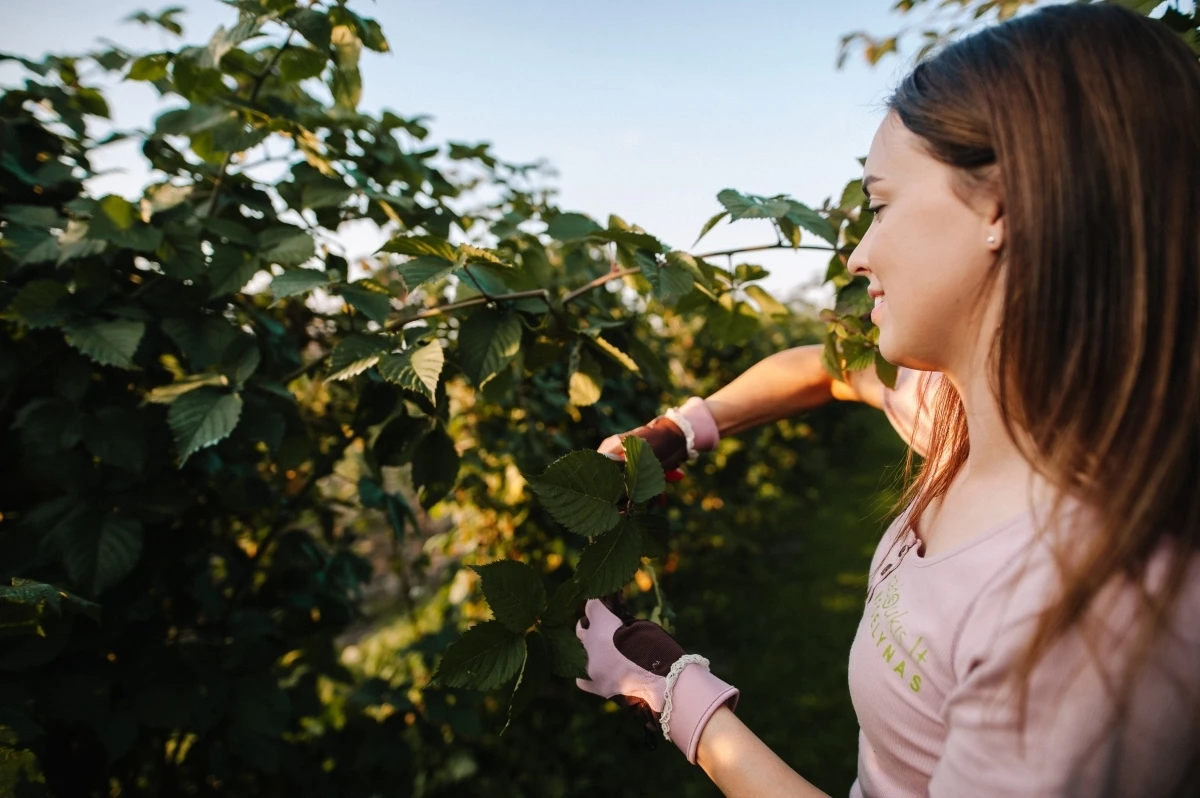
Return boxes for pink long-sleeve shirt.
[847,368,1200,797]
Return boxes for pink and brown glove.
[597,397,721,474]
[575,596,739,765]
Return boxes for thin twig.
[203,31,296,218]
[281,237,842,382]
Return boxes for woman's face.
[847,111,1005,375]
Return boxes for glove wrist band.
[664,396,720,462]
[659,654,710,741]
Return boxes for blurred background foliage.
[1,1,1194,796]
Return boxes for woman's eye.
[868,204,886,216]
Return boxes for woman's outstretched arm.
[703,343,886,438]
[696,707,831,798]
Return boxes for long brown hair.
[884,1,1200,782]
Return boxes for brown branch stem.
[203,31,295,218]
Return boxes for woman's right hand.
[596,397,721,474]
[597,415,691,472]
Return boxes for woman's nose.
[846,242,869,277]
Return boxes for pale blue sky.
[0,1,950,299]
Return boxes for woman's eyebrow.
[862,174,885,195]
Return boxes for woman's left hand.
[575,596,740,765]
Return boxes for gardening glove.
[575,595,739,765]
[597,397,720,474]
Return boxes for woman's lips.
[871,295,885,322]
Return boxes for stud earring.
[987,235,996,244]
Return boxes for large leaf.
[621,435,666,504]
[457,308,521,389]
[377,340,443,400]
[271,268,329,299]
[694,209,729,245]
[167,387,243,464]
[574,516,643,599]
[546,212,601,240]
[411,425,460,510]
[786,200,838,245]
[395,254,456,291]
[471,560,547,634]
[541,624,589,680]
[431,620,526,691]
[262,232,316,267]
[64,319,145,369]
[717,189,789,220]
[327,334,392,381]
[62,515,144,596]
[504,630,550,734]
[526,450,623,537]
[378,234,456,261]
[339,280,393,324]
[744,284,789,317]
[9,279,70,328]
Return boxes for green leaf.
[1,204,62,227]
[734,263,770,283]
[395,255,456,291]
[62,515,143,596]
[277,46,328,82]
[841,338,876,372]
[504,630,550,734]
[271,268,329,299]
[327,334,392,381]
[839,178,867,211]
[785,200,838,245]
[574,516,642,599]
[874,350,898,390]
[301,183,353,210]
[643,257,694,305]
[372,412,431,467]
[147,373,227,404]
[821,334,844,382]
[64,319,145,369]
[8,279,69,328]
[377,341,443,400]
[587,335,639,373]
[526,450,624,537]
[835,278,872,317]
[340,280,393,324]
[207,246,260,297]
[167,387,243,464]
[568,347,602,407]
[705,294,759,345]
[289,8,333,49]
[262,232,315,267]
[547,212,602,240]
[457,308,521,389]
[665,251,712,290]
[542,624,589,680]
[717,189,789,220]
[221,336,261,386]
[82,407,147,473]
[378,234,456,261]
[693,210,729,245]
[744,284,789,317]
[431,620,525,691]
[471,560,547,634]
[621,435,665,504]
[411,426,460,510]
[127,53,170,81]
[0,577,100,634]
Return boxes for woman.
[577,5,1200,796]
